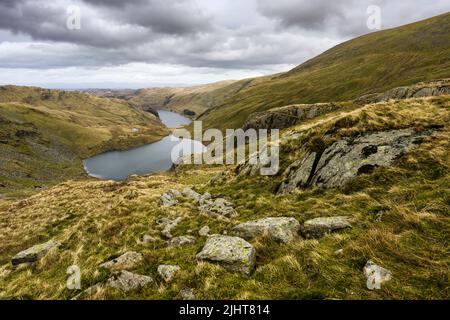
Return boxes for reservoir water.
[83,110,204,181]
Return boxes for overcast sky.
[0,0,448,89]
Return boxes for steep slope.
[197,13,450,131]
[0,86,169,198]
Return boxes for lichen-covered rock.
[196,235,256,276]
[157,265,180,282]
[12,240,61,266]
[279,128,434,193]
[199,198,237,218]
[363,261,392,290]
[142,234,157,244]
[199,192,212,205]
[100,251,143,271]
[232,217,300,243]
[168,235,196,247]
[106,270,153,292]
[300,216,352,239]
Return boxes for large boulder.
[279,128,434,193]
[106,270,153,292]
[300,216,352,239]
[12,240,61,266]
[196,235,256,276]
[100,251,143,271]
[232,217,300,244]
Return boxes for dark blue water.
[83,111,204,181]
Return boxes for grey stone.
[100,251,143,271]
[156,217,183,239]
[182,187,202,202]
[157,265,180,282]
[232,217,300,244]
[363,261,392,290]
[106,270,153,292]
[196,235,256,276]
[179,287,196,300]
[300,216,352,239]
[160,193,178,207]
[142,234,157,244]
[168,235,196,247]
[12,240,61,266]
[199,198,237,218]
[198,226,210,237]
[199,192,212,205]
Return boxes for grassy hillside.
[197,13,450,131]
[0,86,169,198]
[0,94,448,299]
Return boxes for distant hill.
[0,86,168,198]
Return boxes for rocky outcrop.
[158,265,180,282]
[363,261,392,290]
[232,217,300,244]
[182,187,202,202]
[300,216,352,239]
[196,235,256,276]
[100,251,143,271]
[12,240,60,266]
[243,103,339,130]
[355,79,450,104]
[279,128,434,193]
[160,189,182,207]
[106,270,153,293]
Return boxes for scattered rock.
[142,234,157,244]
[156,217,183,239]
[179,287,196,300]
[12,240,61,266]
[196,235,256,276]
[107,270,153,293]
[160,193,178,207]
[168,235,196,247]
[199,192,212,205]
[334,249,344,255]
[300,216,352,239]
[157,265,180,282]
[199,198,237,218]
[182,187,202,202]
[232,217,300,244]
[363,261,392,290]
[100,251,143,271]
[279,128,434,192]
[168,189,182,198]
[198,226,210,237]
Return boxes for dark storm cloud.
[0,0,448,73]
